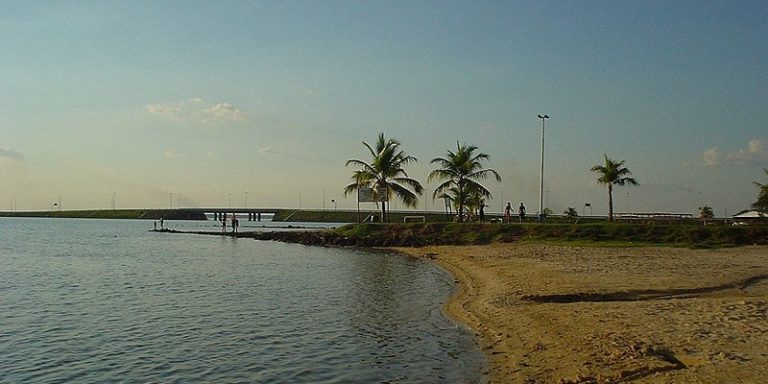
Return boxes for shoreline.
[397,244,768,383]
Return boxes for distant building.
[732,210,767,225]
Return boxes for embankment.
[0,209,206,220]
[165,222,768,248]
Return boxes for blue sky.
[2,0,767,216]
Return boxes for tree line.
[343,132,644,223]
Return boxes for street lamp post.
[537,114,549,221]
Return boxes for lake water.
[0,218,486,383]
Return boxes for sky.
[2,0,767,216]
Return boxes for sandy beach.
[397,244,768,383]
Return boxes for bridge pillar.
[214,212,218,221]
[257,212,261,222]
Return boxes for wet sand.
[396,244,768,383]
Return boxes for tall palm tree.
[753,168,768,213]
[429,142,501,222]
[590,154,638,222]
[344,133,423,222]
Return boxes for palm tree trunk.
[608,184,614,222]
[381,200,386,223]
[457,182,465,223]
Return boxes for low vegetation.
[0,209,205,220]
[228,222,768,248]
[331,222,768,248]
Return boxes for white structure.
[732,210,767,225]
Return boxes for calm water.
[0,218,486,383]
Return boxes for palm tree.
[699,205,714,219]
[429,142,501,222]
[344,133,423,222]
[753,168,768,213]
[590,154,638,222]
[699,205,715,226]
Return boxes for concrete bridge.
[182,208,283,222]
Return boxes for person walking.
[479,203,486,223]
[519,203,526,223]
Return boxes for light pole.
[244,191,248,208]
[228,193,232,209]
[537,114,549,221]
[169,193,173,209]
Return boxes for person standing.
[519,203,526,223]
[479,203,485,223]
[504,202,513,223]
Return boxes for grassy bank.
[327,222,768,247]
[0,209,206,220]
[200,222,768,248]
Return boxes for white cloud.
[163,149,186,160]
[702,139,768,166]
[201,102,245,123]
[146,98,247,124]
[0,146,24,161]
[258,147,281,156]
[145,102,185,122]
[702,147,724,166]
